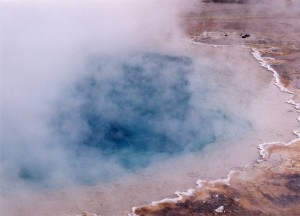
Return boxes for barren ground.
[132,1,300,215]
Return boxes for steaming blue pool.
[53,52,252,183]
[8,51,253,189]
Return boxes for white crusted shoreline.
[251,48,300,159]
[2,39,298,216]
[129,43,300,216]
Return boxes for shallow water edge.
[130,43,300,216]
[1,40,299,216]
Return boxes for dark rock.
[241,34,250,38]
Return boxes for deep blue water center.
[82,54,192,160]
[57,52,251,171]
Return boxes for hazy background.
[0,0,194,192]
[0,0,261,195]
[2,1,300,216]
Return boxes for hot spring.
[1,2,299,215]
[7,47,252,188]
[54,50,252,180]
[1,42,297,198]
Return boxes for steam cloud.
[0,0,252,194]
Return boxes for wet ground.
[131,0,300,215]
[2,1,299,215]
[185,0,300,89]
[133,141,300,215]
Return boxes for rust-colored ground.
[185,0,300,89]
[132,1,300,215]
[134,141,300,215]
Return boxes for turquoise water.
[0,51,252,190]
[51,52,252,184]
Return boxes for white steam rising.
[0,0,194,193]
[0,0,272,195]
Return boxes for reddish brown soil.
[184,0,300,89]
[133,141,300,215]
[131,1,300,215]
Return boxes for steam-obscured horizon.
[0,0,194,192]
[1,0,286,195]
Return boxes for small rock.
[241,33,250,38]
[214,206,224,213]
